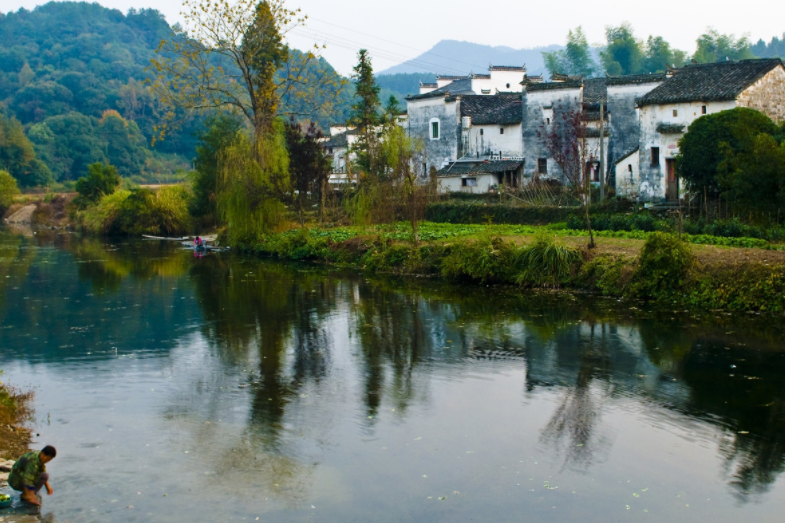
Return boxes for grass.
[0,373,34,459]
[237,222,785,313]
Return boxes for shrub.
[577,254,634,296]
[74,163,121,207]
[629,232,695,300]
[441,234,517,283]
[514,231,581,287]
[78,186,192,236]
[0,170,20,214]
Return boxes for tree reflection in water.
[7,233,785,503]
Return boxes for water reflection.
[3,229,785,515]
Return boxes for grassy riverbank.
[0,375,33,459]
[235,222,785,313]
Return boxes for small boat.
[142,235,190,241]
[180,241,228,252]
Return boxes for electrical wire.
[306,17,489,72]
[291,27,471,76]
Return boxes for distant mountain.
[378,40,562,77]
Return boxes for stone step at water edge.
[0,462,15,473]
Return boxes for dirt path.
[4,206,36,225]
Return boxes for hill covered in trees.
[0,1,354,185]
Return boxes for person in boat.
[8,445,56,506]
[194,236,204,248]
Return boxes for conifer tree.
[349,49,381,177]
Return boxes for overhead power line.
[291,27,472,76]
[306,17,489,73]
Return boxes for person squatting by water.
[8,446,56,506]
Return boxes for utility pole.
[599,101,605,203]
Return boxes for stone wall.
[406,96,460,176]
[737,65,785,124]
[521,86,582,181]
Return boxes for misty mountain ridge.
[378,39,563,77]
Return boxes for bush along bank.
[236,229,785,314]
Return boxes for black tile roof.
[605,73,667,86]
[438,160,524,177]
[523,80,583,91]
[490,66,527,72]
[406,78,474,100]
[583,77,607,104]
[322,130,356,149]
[460,94,522,125]
[638,58,784,106]
[613,146,639,165]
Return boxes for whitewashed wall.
[438,174,498,193]
[463,123,523,158]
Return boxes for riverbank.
[0,381,33,461]
[235,222,785,313]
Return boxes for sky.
[3,0,784,75]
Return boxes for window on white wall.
[462,178,477,187]
[702,105,707,114]
[500,127,504,134]
[430,119,440,140]
[673,109,678,117]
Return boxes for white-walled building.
[636,58,785,202]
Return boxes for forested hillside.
[0,2,353,184]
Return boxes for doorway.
[666,159,678,202]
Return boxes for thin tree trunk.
[320,178,326,224]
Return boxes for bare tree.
[542,105,598,248]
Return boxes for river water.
[2,229,785,522]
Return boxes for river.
[2,228,785,523]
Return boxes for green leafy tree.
[75,162,121,207]
[0,112,53,187]
[190,113,244,220]
[28,113,107,181]
[676,108,780,197]
[349,49,382,177]
[693,29,755,63]
[601,23,644,75]
[642,36,687,73]
[283,118,331,224]
[543,27,598,77]
[718,134,785,219]
[0,170,20,214]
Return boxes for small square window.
[462,177,477,187]
[537,158,548,174]
[651,147,660,166]
[628,164,632,173]
[546,118,551,125]
[673,109,678,117]
[480,129,484,136]
[500,127,504,134]
[702,105,707,114]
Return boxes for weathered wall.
[638,100,735,200]
[463,123,524,158]
[614,149,639,198]
[521,86,582,181]
[606,81,661,186]
[737,66,785,124]
[407,96,460,175]
[437,174,498,193]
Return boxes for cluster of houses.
[323,58,785,202]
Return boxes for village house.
[633,58,785,202]
[405,65,528,193]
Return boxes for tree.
[751,33,785,59]
[0,170,20,214]
[543,27,598,78]
[600,23,644,76]
[693,29,755,63]
[349,49,382,177]
[0,112,53,187]
[150,0,344,151]
[378,123,429,243]
[74,162,121,207]
[642,36,687,73]
[676,108,780,197]
[283,118,331,225]
[718,134,785,220]
[190,113,244,220]
[542,106,597,248]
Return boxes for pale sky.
[3,0,784,75]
